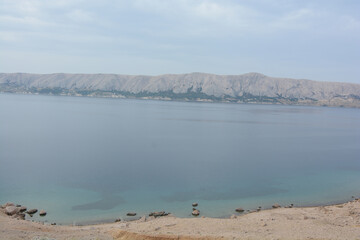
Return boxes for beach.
[1,199,360,240]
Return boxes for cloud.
[0,0,359,82]
[66,9,93,22]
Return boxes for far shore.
[1,198,360,240]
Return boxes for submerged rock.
[126,212,137,216]
[192,209,200,216]
[192,203,198,207]
[235,208,244,213]
[39,210,47,216]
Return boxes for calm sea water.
[1,93,360,224]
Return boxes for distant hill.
[1,72,360,108]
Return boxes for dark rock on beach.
[272,203,281,209]
[127,212,137,216]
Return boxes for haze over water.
[1,93,360,224]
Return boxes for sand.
[1,199,360,240]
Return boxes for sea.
[1,93,359,224]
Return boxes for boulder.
[19,206,27,212]
[115,218,121,222]
[192,209,200,216]
[192,202,198,207]
[235,208,244,213]
[272,203,281,209]
[39,210,47,216]
[126,212,136,216]
[5,206,18,216]
[26,209,38,215]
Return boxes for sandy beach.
[1,199,360,240]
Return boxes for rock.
[19,206,27,212]
[192,209,200,216]
[115,218,121,222]
[16,204,21,207]
[272,204,281,209]
[230,214,237,219]
[5,206,18,216]
[138,215,146,222]
[26,209,38,215]
[126,212,136,216]
[257,207,261,212]
[2,202,15,209]
[51,223,57,225]
[39,210,47,216]
[235,208,244,213]
[192,202,198,207]
[17,213,25,220]
[149,211,166,217]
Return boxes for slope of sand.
[1,200,360,240]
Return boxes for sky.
[0,0,359,83]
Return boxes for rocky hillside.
[1,72,360,107]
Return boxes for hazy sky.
[0,0,359,83]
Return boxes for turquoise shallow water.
[0,93,360,224]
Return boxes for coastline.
[1,198,360,240]
[2,91,360,109]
